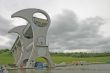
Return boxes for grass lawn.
[0,52,14,64]
[51,56,110,64]
[0,52,110,64]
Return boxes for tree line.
[0,49,10,54]
[50,52,110,58]
[0,49,110,58]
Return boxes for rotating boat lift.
[9,8,55,68]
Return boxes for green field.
[52,56,110,64]
[0,52,110,64]
[0,52,14,64]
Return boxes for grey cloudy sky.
[0,0,110,52]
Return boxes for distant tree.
[0,49,10,54]
[50,52,110,57]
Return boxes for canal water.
[8,64,110,73]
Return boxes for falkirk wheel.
[9,8,55,68]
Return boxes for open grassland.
[0,52,14,64]
[0,52,110,64]
[52,55,110,64]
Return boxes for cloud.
[0,16,12,35]
[0,9,110,52]
[0,0,54,17]
[47,9,110,52]
[0,15,16,49]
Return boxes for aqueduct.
[9,8,55,68]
